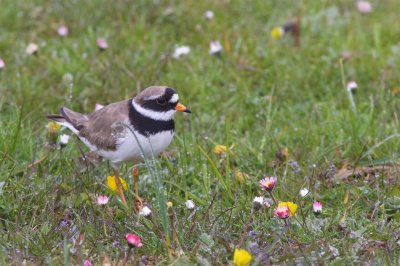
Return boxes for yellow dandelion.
[213,144,227,155]
[106,176,127,193]
[233,248,252,266]
[234,169,245,183]
[47,121,61,134]
[278,201,298,217]
[271,26,284,39]
[167,201,173,209]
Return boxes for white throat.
[132,100,176,121]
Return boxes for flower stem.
[237,210,254,248]
[122,247,131,266]
[268,190,278,206]
[102,211,108,237]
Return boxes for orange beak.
[175,103,191,113]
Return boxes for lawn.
[1,0,400,265]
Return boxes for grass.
[1,0,400,264]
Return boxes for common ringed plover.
[47,86,190,208]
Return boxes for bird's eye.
[156,98,167,105]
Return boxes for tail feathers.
[46,107,88,135]
[46,114,66,123]
[60,107,88,130]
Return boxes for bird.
[47,86,191,208]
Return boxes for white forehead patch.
[169,94,179,103]
[144,94,163,101]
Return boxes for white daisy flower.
[209,40,223,55]
[204,10,214,20]
[26,43,39,55]
[173,46,190,59]
[300,188,309,197]
[138,206,152,217]
[59,134,70,147]
[185,199,195,210]
[253,196,270,210]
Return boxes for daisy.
[96,195,109,205]
[125,233,142,248]
[259,176,277,191]
[185,199,195,210]
[172,46,190,59]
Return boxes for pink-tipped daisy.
[347,80,358,92]
[83,259,92,266]
[0,58,5,70]
[259,176,277,191]
[57,25,69,37]
[313,201,323,215]
[357,1,372,13]
[26,43,39,55]
[97,38,108,50]
[125,233,142,248]
[274,205,290,219]
[96,195,109,205]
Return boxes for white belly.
[93,129,174,166]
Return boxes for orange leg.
[132,165,143,211]
[113,169,128,209]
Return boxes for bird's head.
[133,86,190,121]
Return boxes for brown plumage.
[47,100,131,150]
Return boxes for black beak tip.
[184,108,191,113]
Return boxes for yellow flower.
[271,26,284,39]
[106,176,127,193]
[278,201,298,217]
[166,201,173,209]
[234,169,245,183]
[233,248,252,266]
[47,121,61,134]
[213,144,227,155]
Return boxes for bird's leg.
[113,168,128,209]
[132,165,143,211]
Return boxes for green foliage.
[1,0,400,264]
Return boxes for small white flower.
[0,58,4,70]
[173,46,190,59]
[96,195,109,205]
[26,43,39,55]
[185,199,195,210]
[209,40,223,55]
[57,25,69,37]
[138,206,152,217]
[59,134,70,146]
[253,196,264,205]
[204,10,214,20]
[300,188,309,197]
[347,80,358,92]
[253,196,270,209]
